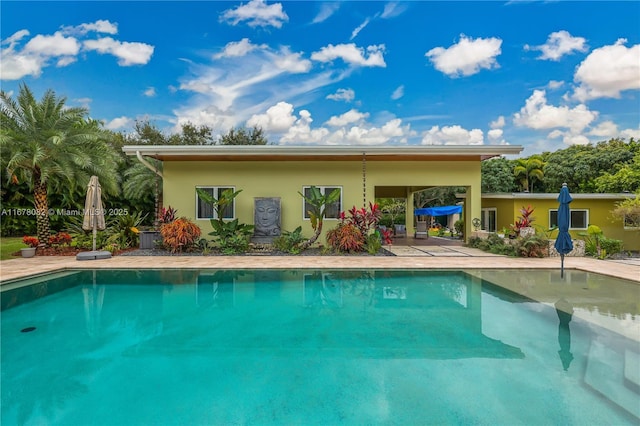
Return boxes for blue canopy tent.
[414,205,463,217]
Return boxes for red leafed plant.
[160,217,201,253]
[22,236,39,248]
[160,206,177,224]
[341,202,382,235]
[326,223,365,253]
[48,232,72,247]
[511,205,536,235]
[378,227,393,245]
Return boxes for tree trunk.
[33,180,50,247]
[300,220,323,250]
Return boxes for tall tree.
[219,126,268,145]
[513,155,544,193]
[0,84,120,245]
[482,157,517,193]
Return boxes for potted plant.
[21,236,39,258]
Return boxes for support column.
[406,188,415,237]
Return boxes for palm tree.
[0,84,120,246]
[514,156,545,193]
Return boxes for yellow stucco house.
[480,193,639,251]
[123,145,523,243]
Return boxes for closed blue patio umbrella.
[554,183,573,278]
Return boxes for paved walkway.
[1,250,638,283]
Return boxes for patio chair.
[394,224,407,238]
[415,221,428,239]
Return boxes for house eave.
[122,144,524,161]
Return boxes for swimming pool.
[1,269,639,425]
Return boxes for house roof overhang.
[122,144,524,162]
[481,192,637,200]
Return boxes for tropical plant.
[514,155,544,193]
[160,217,201,253]
[326,223,364,253]
[196,188,254,253]
[273,226,306,254]
[511,205,535,235]
[159,206,178,224]
[514,234,548,258]
[298,186,341,250]
[105,211,147,249]
[365,232,382,255]
[454,219,465,238]
[48,232,72,247]
[378,198,406,227]
[22,235,39,248]
[0,84,120,246]
[208,218,254,254]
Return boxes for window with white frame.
[481,208,497,232]
[302,186,342,219]
[196,186,235,220]
[549,209,588,230]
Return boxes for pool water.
[1,269,639,425]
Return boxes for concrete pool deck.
[1,249,638,283]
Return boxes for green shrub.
[515,234,548,258]
[365,232,382,255]
[273,226,306,254]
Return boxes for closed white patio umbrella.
[77,176,111,260]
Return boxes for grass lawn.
[1,237,26,260]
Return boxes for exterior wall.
[164,159,480,242]
[482,196,639,251]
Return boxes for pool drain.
[21,326,36,333]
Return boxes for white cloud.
[391,85,404,100]
[62,20,118,36]
[487,128,506,145]
[105,116,134,130]
[547,80,564,90]
[490,116,505,129]
[246,101,297,132]
[83,37,154,66]
[144,87,156,97]
[421,125,484,145]
[1,30,79,79]
[271,47,312,73]
[326,88,355,102]
[325,109,369,127]
[426,34,502,77]
[513,89,597,134]
[525,30,587,61]
[381,2,408,19]
[311,43,386,67]
[513,89,605,146]
[220,0,289,29]
[588,120,618,137]
[573,39,640,101]
[214,38,265,59]
[312,2,340,24]
[247,102,413,145]
[26,31,80,56]
[350,18,370,41]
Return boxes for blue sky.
[2,1,639,156]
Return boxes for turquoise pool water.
[1,269,639,425]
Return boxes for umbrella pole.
[560,254,565,278]
[92,182,97,252]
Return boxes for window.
[302,186,342,219]
[549,209,588,230]
[196,186,235,220]
[481,208,497,232]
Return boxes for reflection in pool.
[1,269,638,425]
